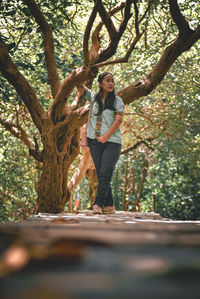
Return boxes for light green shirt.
[85,89,124,144]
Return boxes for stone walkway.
[0,211,200,298]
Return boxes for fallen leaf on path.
[51,218,79,224]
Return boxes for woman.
[77,72,124,214]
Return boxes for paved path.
[0,211,200,298]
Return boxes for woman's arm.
[97,114,123,144]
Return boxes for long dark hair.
[95,72,116,115]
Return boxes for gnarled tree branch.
[138,0,155,25]
[92,0,153,68]
[118,0,133,35]
[83,0,100,65]
[88,1,127,64]
[0,115,33,148]
[169,0,193,37]
[68,146,94,193]
[97,0,132,63]
[50,65,98,124]
[133,0,139,35]
[23,0,61,99]
[0,115,43,161]
[93,31,144,68]
[97,0,117,39]
[118,25,200,104]
[0,40,46,132]
[121,137,156,155]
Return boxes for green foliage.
[78,178,91,210]
[0,0,200,219]
[111,39,200,220]
[0,129,38,222]
[142,141,200,220]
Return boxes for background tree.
[0,0,199,214]
[112,39,200,219]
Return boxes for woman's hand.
[96,115,123,144]
[96,135,107,144]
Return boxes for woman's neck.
[101,91,108,102]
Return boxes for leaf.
[51,218,79,224]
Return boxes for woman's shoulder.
[115,95,124,106]
[115,94,124,102]
[114,94,124,111]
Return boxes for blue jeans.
[88,138,121,207]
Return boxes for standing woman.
[77,72,124,214]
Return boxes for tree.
[0,0,199,213]
[0,130,37,221]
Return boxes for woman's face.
[99,74,114,93]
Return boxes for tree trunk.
[133,159,149,212]
[85,168,97,209]
[1,0,199,215]
[37,119,80,213]
[68,142,94,193]
[122,160,129,211]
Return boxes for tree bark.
[122,160,129,211]
[134,159,149,212]
[68,145,94,194]
[0,0,200,214]
[85,168,97,208]
[36,119,80,213]
[23,0,61,99]
[118,26,200,104]
[0,40,46,132]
